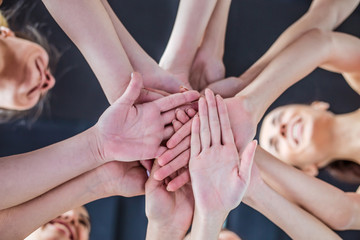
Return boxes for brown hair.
[0,3,59,124]
[325,160,360,184]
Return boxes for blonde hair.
[0,12,9,27]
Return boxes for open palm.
[95,72,199,162]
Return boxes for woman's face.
[259,103,333,173]
[0,26,55,110]
[33,206,91,240]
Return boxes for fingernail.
[131,72,134,78]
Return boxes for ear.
[302,164,319,176]
[310,101,330,111]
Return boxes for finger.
[205,89,221,145]
[154,146,167,158]
[161,110,176,125]
[155,90,200,112]
[166,120,192,149]
[136,89,164,104]
[198,97,210,149]
[166,170,190,192]
[145,159,163,190]
[172,120,183,132]
[176,109,190,124]
[163,126,175,140]
[144,87,171,97]
[140,159,154,171]
[119,72,143,106]
[216,95,235,145]
[190,115,200,158]
[154,149,190,181]
[158,136,191,167]
[238,140,257,181]
[186,108,197,118]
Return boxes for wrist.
[243,180,269,209]
[191,210,227,240]
[146,221,186,240]
[86,126,109,164]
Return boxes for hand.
[154,108,197,191]
[224,95,257,154]
[189,49,225,92]
[95,72,200,163]
[145,159,194,238]
[95,161,147,197]
[205,76,249,98]
[189,90,257,216]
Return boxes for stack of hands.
[91,72,258,240]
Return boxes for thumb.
[238,140,257,182]
[118,72,143,106]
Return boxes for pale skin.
[243,156,341,240]
[188,91,257,240]
[145,160,194,240]
[0,160,146,239]
[41,0,183,103]
[207,0,360,97]
[161,28,360,185]
[254,146,360,231]
[159,0,218,88]
[0,73,199,210]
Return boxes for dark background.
[1,0,360,239]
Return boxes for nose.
[40,70,55,93]
[60,209,79,225]
[279,123,286,137]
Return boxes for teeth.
[292,122,300,144]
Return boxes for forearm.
[100,1,158,75]
[0,167,105,239]
[146,222,186,240]
[199,0,232,57]
[42,0,133,103]
[240,0,359,85]
[236,28,332,122]
[190,211,226,240]
[255,147,360,230]
[244,179,341,240]
[160,0,217,71]
[0,127,100,210]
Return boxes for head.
[259,101,334,176]
[184,229,242,240]
[25,206,91,240]
[0,11,57,122]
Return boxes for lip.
[49,219,75,240]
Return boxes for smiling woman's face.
[0,26,55,110]
[31,206,91,240]
[259,103,333,172]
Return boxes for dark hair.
[0,2,59,124]
[325,160,360,184]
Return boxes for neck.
[328,109,360,164]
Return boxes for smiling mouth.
[288,116,302,147]
[49,220,74,240]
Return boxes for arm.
[189,0,231,91]
[189,90,257,240]
[243,162,341,240]
[0,73,199,210]
[207,0,360,96]
[0,161,147,239]
[159,0,217,86]
[99,0,183,93]
[254,146,360,230]
[42,0,133,103]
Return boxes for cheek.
[78,228,90,240]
